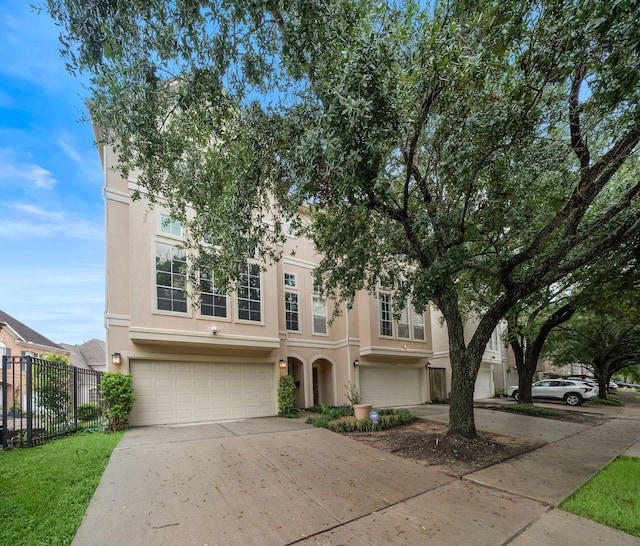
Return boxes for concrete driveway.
[73,408,640,546]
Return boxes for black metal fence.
[2,356,104,449]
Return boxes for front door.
[312,367,319,406]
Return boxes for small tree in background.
[37,352,72,426]
[101,372,135,432]
[278,375,296,415]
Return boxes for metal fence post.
[2,355,7,449]
[25,356,33,448]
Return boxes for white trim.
[128,326,280,350]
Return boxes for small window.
[284,272,297,288]
[160,213,183,237]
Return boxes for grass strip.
[560,456,640,537]
[0,431,124,546]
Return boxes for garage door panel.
[130,361,276,426]
[360,367,422,407]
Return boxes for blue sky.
[0,0,105,345]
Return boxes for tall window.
[488,327,500,352]
[379,292,393,337]
[237,263,261,321]
[160,213,182,237]
[412,306,425,340]
[156,243,187,313]
[285,292,299,331]
[312,296,327,334]
[397,303,410,339]
[200,270,227,318]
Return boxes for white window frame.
[285,291,300,332]
[378,291,394,337]
[488,327,500,352]
[159,213,183,238]
[397,301,410,339]
[412,306,426,341]
[284,272,297,288]
[199,269,228,319]
[236,262,262,323]
[312,295,328,335]
[155,242,188,314]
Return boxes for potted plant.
[346,382,372,421]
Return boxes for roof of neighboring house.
[59,339,106,371]
[0,309,65,352]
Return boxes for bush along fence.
[1,355,104,448]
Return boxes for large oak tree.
[44,0,640,436]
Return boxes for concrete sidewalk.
[73,406,640,546]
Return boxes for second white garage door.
[359,366,423,407]
[129,361,276,426]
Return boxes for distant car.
[507,379,597,406]
[568,376,618,391]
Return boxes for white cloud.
[57,138,84,164]
[1,202,103,240]
[0,151,57,189]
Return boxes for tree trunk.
[436,292,504,438]
[517,350,538,404]
[435,292,477,437]
[594,359,609,400]
[508,300,577,404]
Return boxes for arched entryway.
[287,357,305,409]
[311,358,334,407]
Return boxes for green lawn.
[560,456,640,537]
[0,431,124,546]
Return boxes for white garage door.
[129,361,276,426]
[359,366,422,407]
[474,369,493,400]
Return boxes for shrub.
[278,375,297,415]
[344,382,362,406]
[77,403,99,421]
[502,403,559,417]
[305,415,332,428]
[306,407,414,433]
[101,373,135,432]
[589,396,624,407]
[36,353,72,425]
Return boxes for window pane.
[285,292,299,331]
[237,263,261,321]
[284,273,296,288]
[160,213,182,236]
[379,293,393,337]
[200,270,227,318]
[398,304,410,339]
[312,296,327,334]
[155,243,188,313]
[412,306,425,340]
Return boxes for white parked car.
[507,379,597,406]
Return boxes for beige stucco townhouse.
[97,127,510,426]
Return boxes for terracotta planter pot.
[353,404,373,421]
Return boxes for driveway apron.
[73,407,640,546]
[72,418,453,546]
